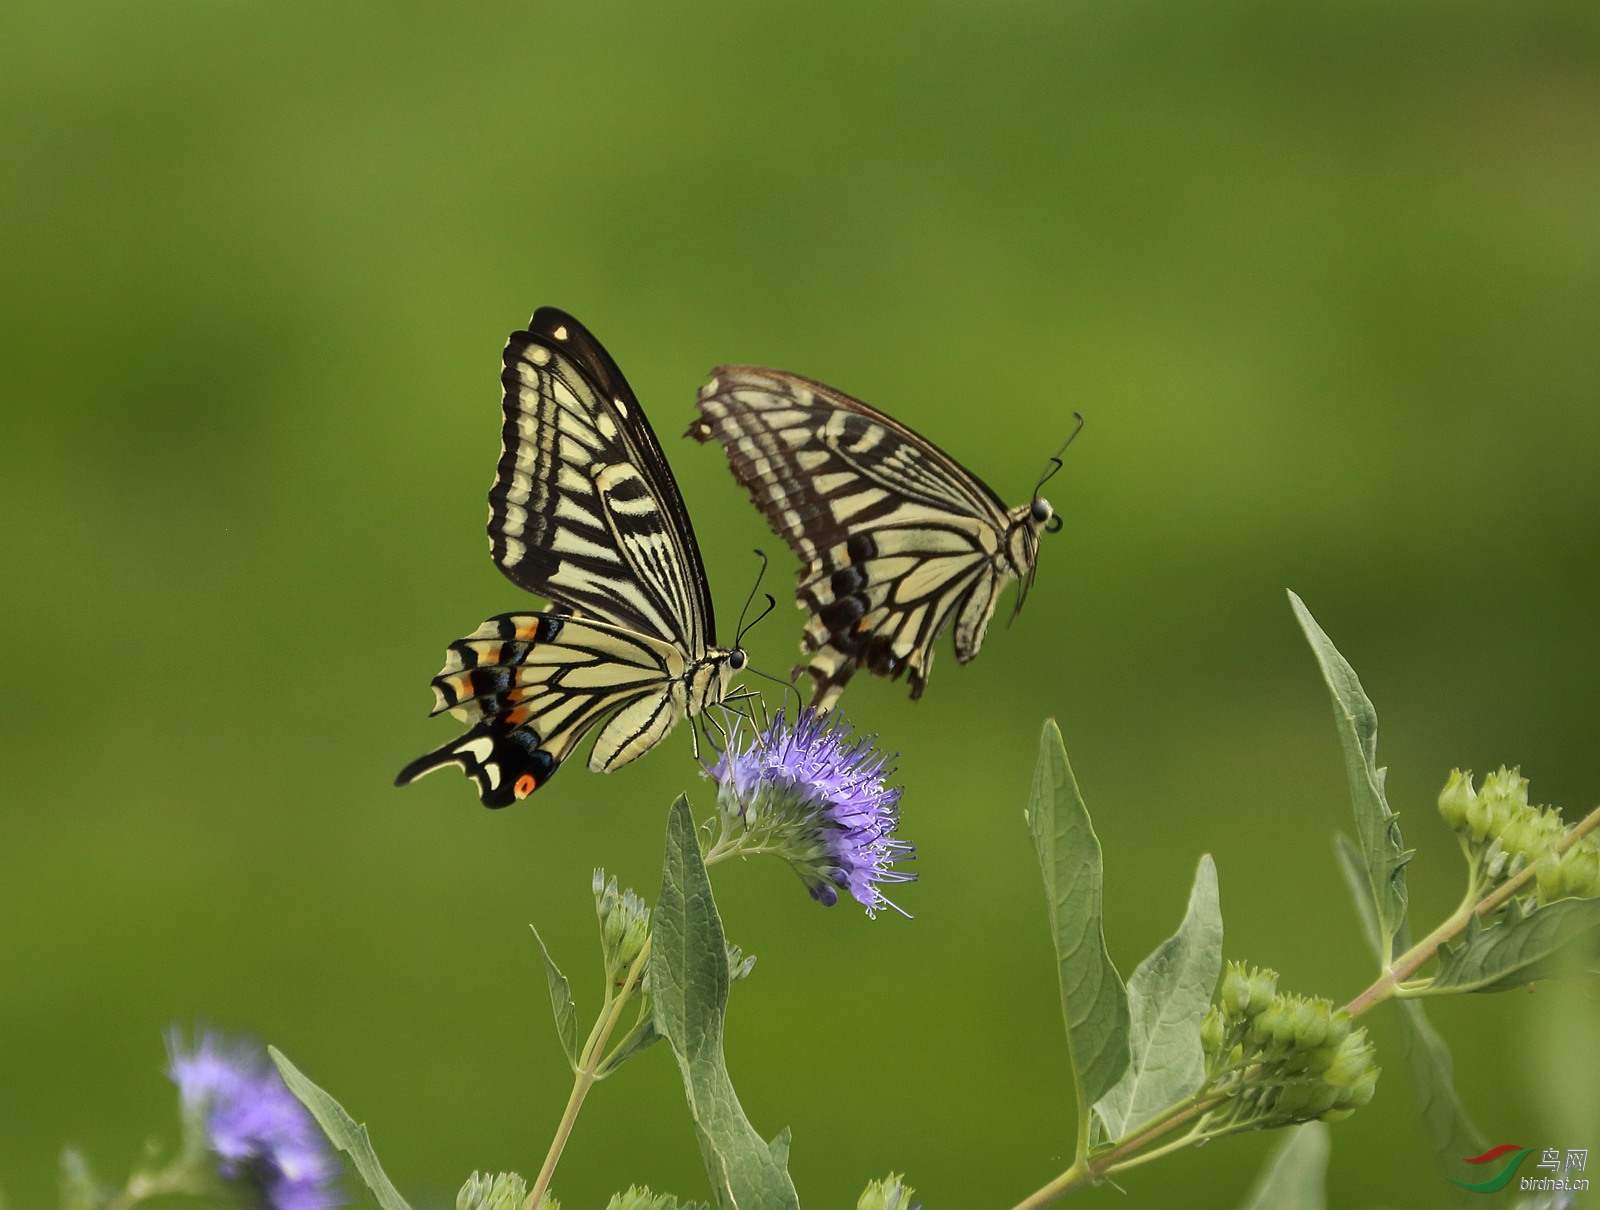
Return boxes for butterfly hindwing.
[689,366,1045,709]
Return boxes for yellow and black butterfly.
[688,367,1076,711]
[398,308,749,807]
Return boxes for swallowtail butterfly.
[397,308,747,807]
[688,367,1071,710]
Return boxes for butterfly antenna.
[1011,414,1083,626]
[733,550,769,645]
[737,594,778,648]
[1033,412,1085,498]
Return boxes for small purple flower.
[167,1030,341,1210]
[710,709,915,915]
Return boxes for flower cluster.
[708,710,915,916]
[1437,768,1600,903]
[167,1031,341,1210]
[856,1173,918,1210]
[594,869,651,984]
[1199,963,1379,1129]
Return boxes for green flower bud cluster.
[857,1174,917,1210]
[458,1172,557,1210]
[593,869,651,986]
[1437,769,1600,903]
[1201,962,1378,1129]
[604,1188,706,1210]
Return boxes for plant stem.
[1009,801,1600,1209]
[524,938,653,1210]
[1008,1095,1226,1210]
[1342,801,1600,1017]
[102,1163,215,1210]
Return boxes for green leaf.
[1236,1122,1330,1210]
[530,926,579,1069]
[1336,835,1488,1196]
[1429,897,1600,994]
[1291,592,1411,959]
[651,797,801,1210]
[1093,854,1222,1142]
[1028,720,1131,1130]
[268,1047,413,1210]
[597,1014,662,1077]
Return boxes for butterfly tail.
[395,721,559,808]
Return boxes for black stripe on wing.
[488,308,716,650]
[686,365,1011,561]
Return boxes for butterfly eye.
[729,649,748,671]
[1030,498,1053,524]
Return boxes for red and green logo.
[1449,1145,1533,1193]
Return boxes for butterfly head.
[1008,416,1083,619]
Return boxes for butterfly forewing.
[490,309,713,653]
[689,366,1041,709]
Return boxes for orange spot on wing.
[515,622,542,641]
[514,772,539,798]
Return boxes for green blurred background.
[3,2,1599,1206]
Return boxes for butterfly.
[687,367,1075,711]
[397,308,748,807]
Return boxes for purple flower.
[167,1030,341,1210]
[709,709,915,916]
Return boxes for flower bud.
[1247,1003,1277,1046]
[1323,1031,1371,1087]
[1274,1083,1312,1116]
[1320,1107,1354,1122]
[1247,968,1279,1015]
[1201,1007,1226,1055]
[1295,999,1331,1049]
[857,1174,915,1210]
[1306,1083,1340,1116]
[1306,1045,1338,1074]
[1536,850,1564,904]
[1564,844,1600,899]
[1341,1071,1378,1108]
[1484,838,1509,880]
[1323,1009,1352,1049]
[618,908,650,972]
[594,871,619,928]
[1437,770,1475,831]
[1270,997,1299,1047]
[458,1172,531,1210]
[1481,766,1530,814]
[1466,786,1493,843]
[1220,962,1251,1017]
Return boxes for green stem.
[1009,801,1600,1208]
[1007,1094,1226,1210]
[1343,801,1600,1017]
[523,828,747,1210]
[102,1162,216,1210]
[524,938,653,1210]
